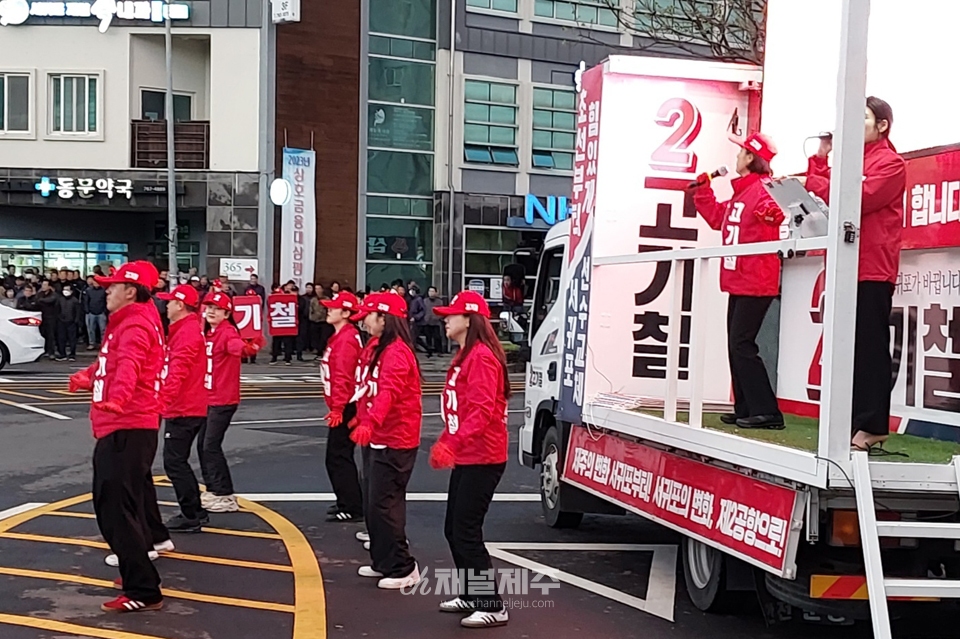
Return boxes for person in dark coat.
[36,280,59,359]
[55,283,84,361]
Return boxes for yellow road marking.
[240,497,326,639]
[41,512,282,540]
[0,494,92,534]
[0,566,294,613]
[156,499,252,513]
[0,388,54,401]
[0,612,166,639]
[0,532,293,573]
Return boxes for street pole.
[165,1,178,289]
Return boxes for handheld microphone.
[687,166,728,189]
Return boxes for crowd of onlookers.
[1,264,449,363]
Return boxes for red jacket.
[321,323,363,414]
[361,339,421,450]
[83,302,166,439]
[161,312,207,419]
[354,336,378,426]
[805,139,906,283]
[205,322,244,407]
[438,342,509,465]
[693,172,784,297]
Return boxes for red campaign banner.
[232,295,263,341]
[903,147,960,250]
[563,425,802,575]
[266,293,299,336]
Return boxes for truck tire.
[682,537,736,612]
[540,425,583,529]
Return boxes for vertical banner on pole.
[279,148,316,291]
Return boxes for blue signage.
[524,194,569,226]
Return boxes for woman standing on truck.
[692,132,786,430]
[804,97,906,453]
[429,290,511,629]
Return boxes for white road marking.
[0,503,46,521]
[234,417,324,425]
[237,492,540,502]
[486,542,678,622]
[0,377,14,383]
[0,399,71,420]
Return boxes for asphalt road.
[0,361,952,639]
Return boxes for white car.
[0,304,45,370]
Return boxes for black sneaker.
[735,415,785,430]
[719,413,743,425]
[165,514,204,533]
[55,356,67,362]
[326,504,340,516]
[68,357,76,362]
[327,511,363,523]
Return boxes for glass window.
[367,150,434,196]
[369,35,437,61]
[465,228,523,252]
[141,90,192,122]
[534,0,619,27]
[466,0,518,11]
[532,87,576,172]
[463,80,518,166]
[86,242,128,253]
[370,0,436,39]
[366,217,433,261]
[0,74,30,133]
[368,103,434,151]
[532,247,564,336]
[465,253,513,276]
[366,263,433,292]
[369,58,435,106]
[44,240,86,250]
[50,74,99,134]
[0,238,43,250]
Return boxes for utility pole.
[165,0,178,289]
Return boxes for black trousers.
[200,405,237,496]
[422,325,443,355]
[366,446,418,578]
[360,445,371,522]
[56,322,78,358]
[41,318,57,355]
[726,295,781,418]
[272,336,296,362]
[163,416,207,520]
[445,463,506,611]
[325,404,363,516]
[93,429,163,603]
[852,281,895,436]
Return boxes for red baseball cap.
[201,292,233,311]
[350,293,379,322]
[433,291,490,318]
[729,132,777,162]
[322,292,361,312]
[94,261,159,290]
[371,291,408,319]
[157,284,200,307]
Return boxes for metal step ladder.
[851,452,960,639]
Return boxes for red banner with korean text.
[563,425,803,575]
[903,146,960,250]
[232,295,263,341]
[267,293,299,336]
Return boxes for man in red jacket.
[157,284,209,532]
[321,291,365,522]
[69,261,167,613]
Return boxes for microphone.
[687,166,728,189]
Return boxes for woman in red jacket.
[693,132,786,430]
[200,292,262,513]
[350,292,422,590]
[804,97,906,452]
[320,291,365,523]
[429,291,510,629]
[349,293,382,549]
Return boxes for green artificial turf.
[633,410,960,464]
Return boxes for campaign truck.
[505,7,960,637]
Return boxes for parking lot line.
[0,388,57,401]
[42,511,284,540]
[0,566,295,613]
[0,612,165,639]
[0,398,71,420]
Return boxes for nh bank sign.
[0,0,190,32]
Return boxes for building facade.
[0,0,268,282]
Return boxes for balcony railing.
[131,120,210,170]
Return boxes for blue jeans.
[86,313,106,346]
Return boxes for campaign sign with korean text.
[279,148,317,291]
[903,146,960,251]
[267,293,299,337]
[232,295,263,341]
[563,425,803,575]
[564,59,755,425]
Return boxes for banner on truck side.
[279,148,316,291]
[563,425,805,576]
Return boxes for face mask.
[63,290,73,297]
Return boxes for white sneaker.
[206,495,239,513]
[439,597,477,613]
[153,539,175,553]
[363,541,370,550]
[358,566,383,578]
[105,550,159,567]
[460,609,509,628]
[377,564,420,590]
[200,491,216,509]
[355,531,370,542]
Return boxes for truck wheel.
[682,537,734,612]
[540,426,583,529]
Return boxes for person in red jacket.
[156,284,209,532]
[428,291,511,629]
[350,291,423,590]
[804,97,906,452]
[693,132,786,430]
[68,261,167,613]
[200,292,263,513]
[320,291,365,522]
